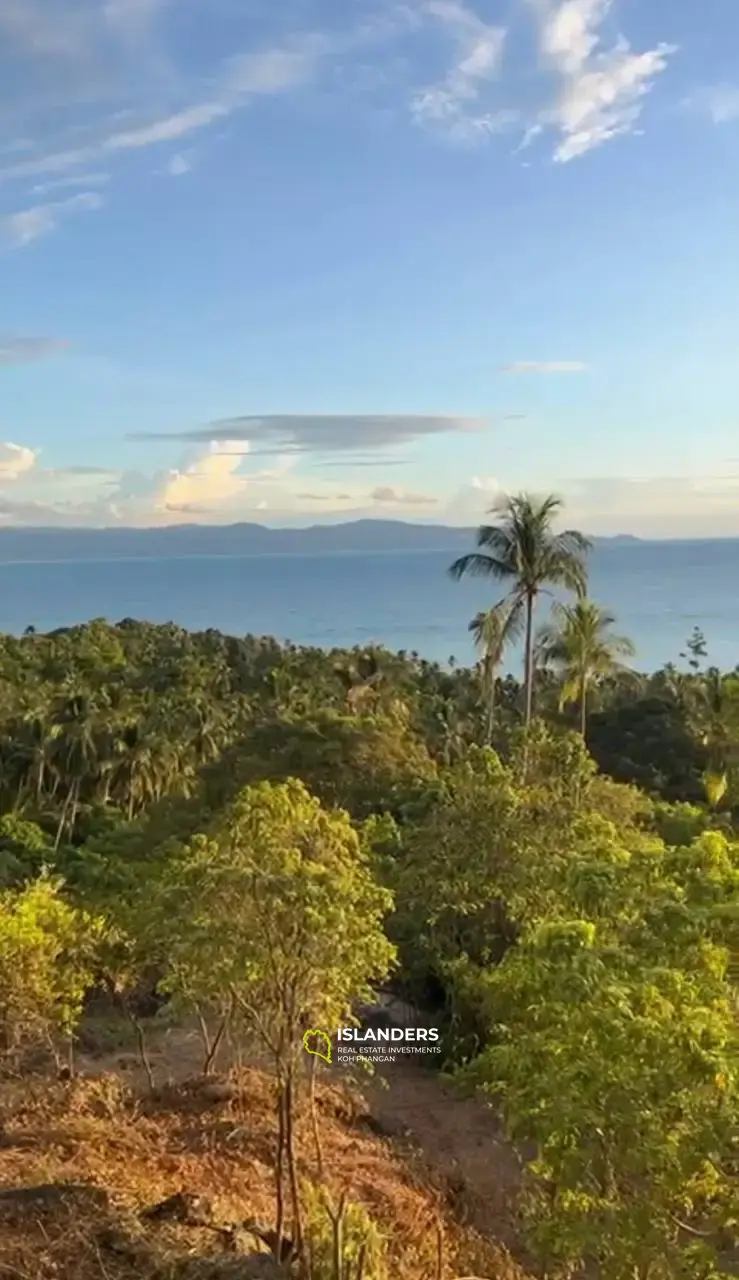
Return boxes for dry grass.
[0,1018,533,1280]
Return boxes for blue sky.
[0,0,737,536]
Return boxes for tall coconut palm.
[535,599,635,739]
[450,493,591,726]
[468,602,523,741]
[48,694,99,847]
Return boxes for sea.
[0,538,736,674]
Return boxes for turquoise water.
[0,539,736,672]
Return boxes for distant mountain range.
[0,520,643,563]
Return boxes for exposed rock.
[141,1190,216,1226]
[197,1078,240,1105]
[355,1111,411,1140]
[0,1182,109,1218]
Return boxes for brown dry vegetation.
[0,1013,533,1280]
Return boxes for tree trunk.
[523,591,536,727]
[308,1053,324,1179]
[274,1083,286,1262]
[54,783,75,851]
[68,778,80,840]
[284,1071,304,1264]
[485,664,496,744]
[201,1006,230,1076]
[579,673,587,740]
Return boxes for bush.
[302,1181,387,1280]
[0,874,104,1069]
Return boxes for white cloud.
[0,0,676,245]
[31,172,110,194]
[532,0,675,162]
[157,440,249,510]
[166,152,192,176]
[501,360,588,373]
[1,190,104,247]
[0,440,738,536]
[0,29,352,184]
[225,35,332,96]
[107,102,230,151]
[443,475,502,522]
[412,0,509,141]
[0,441,37,479]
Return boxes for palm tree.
[48,694,99,847]
[468,603,523,741]
[450,493,591,726]
[536,599,635,739]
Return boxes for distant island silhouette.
[0,521,644,562]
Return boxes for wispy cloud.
[501,360,588,373]
[31,172,110,195]
[102,0,167,47]
[1,190,104,247]
[371,485,438,505]
[130,413,486,455]
[0,0,93,62]
[166,151,192,176]
[0,336,69,364]
[411,0,510,142]
[531,0,676,162]
[1,105,230,179]
[0,0,679,252]
[0,27,363,185]
[684,84,739,124]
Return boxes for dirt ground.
[0,1014,532,1280]
[80,1013,526,1252]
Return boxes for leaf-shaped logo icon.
[303,1029,332,1064]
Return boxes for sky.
[0,0,738,537]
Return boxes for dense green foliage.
[1,509,738,1278]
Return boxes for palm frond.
[448,553,512,582]
[469,598,524,653]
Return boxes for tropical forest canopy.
[1,493,739,1280]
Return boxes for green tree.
[48,694,100,847]
[161,779,395,1267]
[0,874,104,1069]
[0,814,52,887]
[468,603,523,741]
[460,919,738,1279]
[449,492,591,726]
[536,599,635,739]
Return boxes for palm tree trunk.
[483,657,496,743]
[579,674,587,740]
[485,685,495,744]
[54,783,74,851]
[68,778,80,839]
[523,592,535,727]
